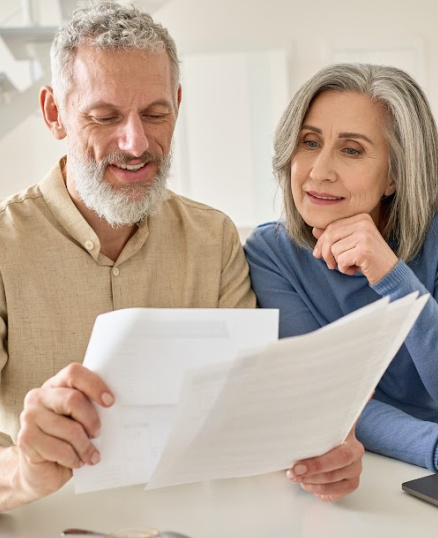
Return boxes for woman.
[245,64,438,477]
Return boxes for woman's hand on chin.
[312,213,399,285]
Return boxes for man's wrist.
[0,445,38,512]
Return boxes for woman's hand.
[312,213,399,285]
[286,426,364,501]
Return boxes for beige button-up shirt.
[0,159,255,444]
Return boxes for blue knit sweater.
[244,215,438,471]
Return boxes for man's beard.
[70,147,171,227]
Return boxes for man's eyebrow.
[82,100,115,111]
[301,124,374,145]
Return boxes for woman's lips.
[307,191,344,204]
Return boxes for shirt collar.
[39,157,151,265]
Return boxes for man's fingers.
[20,367,109,468]
[17,421,83,470]
[23,386,101,439]
[19,397,101,467]
[42,363,114,409]
[13,363,112,506]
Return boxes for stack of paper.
[74,308,279,492]
[74,293,427,493]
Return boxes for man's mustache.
[101,151,165,167]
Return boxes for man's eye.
[145,114,167,121]
[94,116,116,123]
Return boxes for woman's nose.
[309,149,337,182]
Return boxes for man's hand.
[312,214,398,285]
[13,363,114,504]
[286,427,364,501]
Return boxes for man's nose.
[309,149,337,182]
[117,116,149,157]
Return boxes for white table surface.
[0,452,435,538]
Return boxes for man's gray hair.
[274,63,438,262]
[50,1,180,101]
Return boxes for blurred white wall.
[0,0,437,228]
[171,49,288,227]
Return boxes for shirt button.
[85,240,94,251]
[112,267,120,276]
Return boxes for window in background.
[169,49,289,229]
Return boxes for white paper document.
[73,308,279,493]
[74,294,427,493]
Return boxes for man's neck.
[65,172,137,262]
[89,218,137,262]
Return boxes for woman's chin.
[303,218,335,230]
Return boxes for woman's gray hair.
[274,63,438,261]
[50,1,180,102]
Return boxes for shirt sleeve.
[356,399,438,471]
[0,271,12,447]
[372,259,438,402]
[218,218,256,309]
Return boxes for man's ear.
[177,84,182,110]
[40,86,67,140]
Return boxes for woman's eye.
[344,147,360,156]
[304,140,318,148]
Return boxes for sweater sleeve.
[244,226,321,337]
[356,399,438,471]
[372,259,438,402]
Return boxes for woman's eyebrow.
[339,132,374,144]
[301,124,374,145]
[301,124,322,134]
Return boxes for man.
[0,2,362,511]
